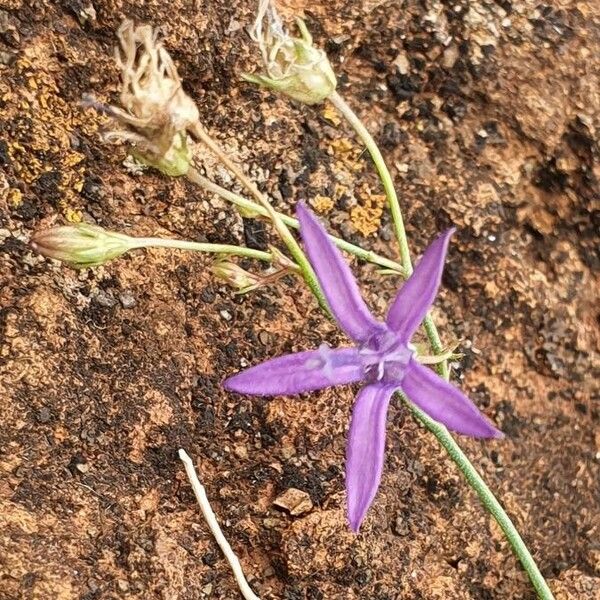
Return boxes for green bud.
[30,224,134,268]
[130,132,191,177]
[246,14,337,105]
[210,261,261,294]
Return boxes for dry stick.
[178,449,261,600]
[189,122,329,313]
[185,166,405,275]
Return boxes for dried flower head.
[244,0,337,105]
[84,20,199,175]
[31,224,134,268]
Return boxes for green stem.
[328,91,448,379]
[328,92,411,272]
[186,166,405,276]
[330,91,554,599]
[404,399,554,600]
[132,237,272,262]
[189,122,330,314]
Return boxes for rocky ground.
[0,0,598,598]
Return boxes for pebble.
[119,290,136,309]
[35,407,51,423]
[392,513,410,536]
[273,488,313,516]
[220,309,232,321]
[94,289,116,308]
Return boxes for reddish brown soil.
[0,1,598,599]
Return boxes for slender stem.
[328,92,411,272]
[401,399,555,600]
[331,91,554,598]
[189,122,329,313]
[179,450,261,600]
[186,166,405,276]
[328,94,448,369]
[132,237,272,262]
[328,91,448,379]
[423,314,449,380]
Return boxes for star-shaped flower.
[224,204,502,531]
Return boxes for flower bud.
[30,224,134,268]
[211,261,262,293]
[269,245,300,272]
[245,3,337,105]
[83,20,199,176]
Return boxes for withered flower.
[211,261,262,294]
[84,20,199,175]
[244,0,337,105]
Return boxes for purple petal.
[386,229,454,341]
[297,203,382,343]
[346,384,397,532]
[223,347,364,396]
[401,360,503,438]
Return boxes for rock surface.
[0,0,598,598]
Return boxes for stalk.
[132,236,272,262]
[185,166,405,276]
[189,122,329,313]
[405,399,554,599]
[328,91,448,379]
[329,91,554,599]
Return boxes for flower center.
[359,329,413,384]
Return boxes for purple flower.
[224,204,503,532]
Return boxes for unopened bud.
[31,224,134,268]
[211,261,261,293]
[269,245,300,271]
[245,3,336,105]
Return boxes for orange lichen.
[322,104,341,126]
[329,137,362,172]
[3,37,104,218]
[309,194,334,213]
[350,191,386,236]
[7,188,23,208]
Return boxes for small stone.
[262,518,280,529]
[220,310,233,321]
[35,407,51,423]
[202,583,213,595]
[0,50,15,65]
[392,513,409,536]
[94,290,116,308]
[393,52,410,75]
[76,462,90,474]
[280,445,296,460]
[234,444,248,459]
[116,579,129,592]
[258,331,271,346]
[273,488,313,516]
[119,290,136,309]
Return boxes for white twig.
[178,449,261,600]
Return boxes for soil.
[0,1,599,599]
